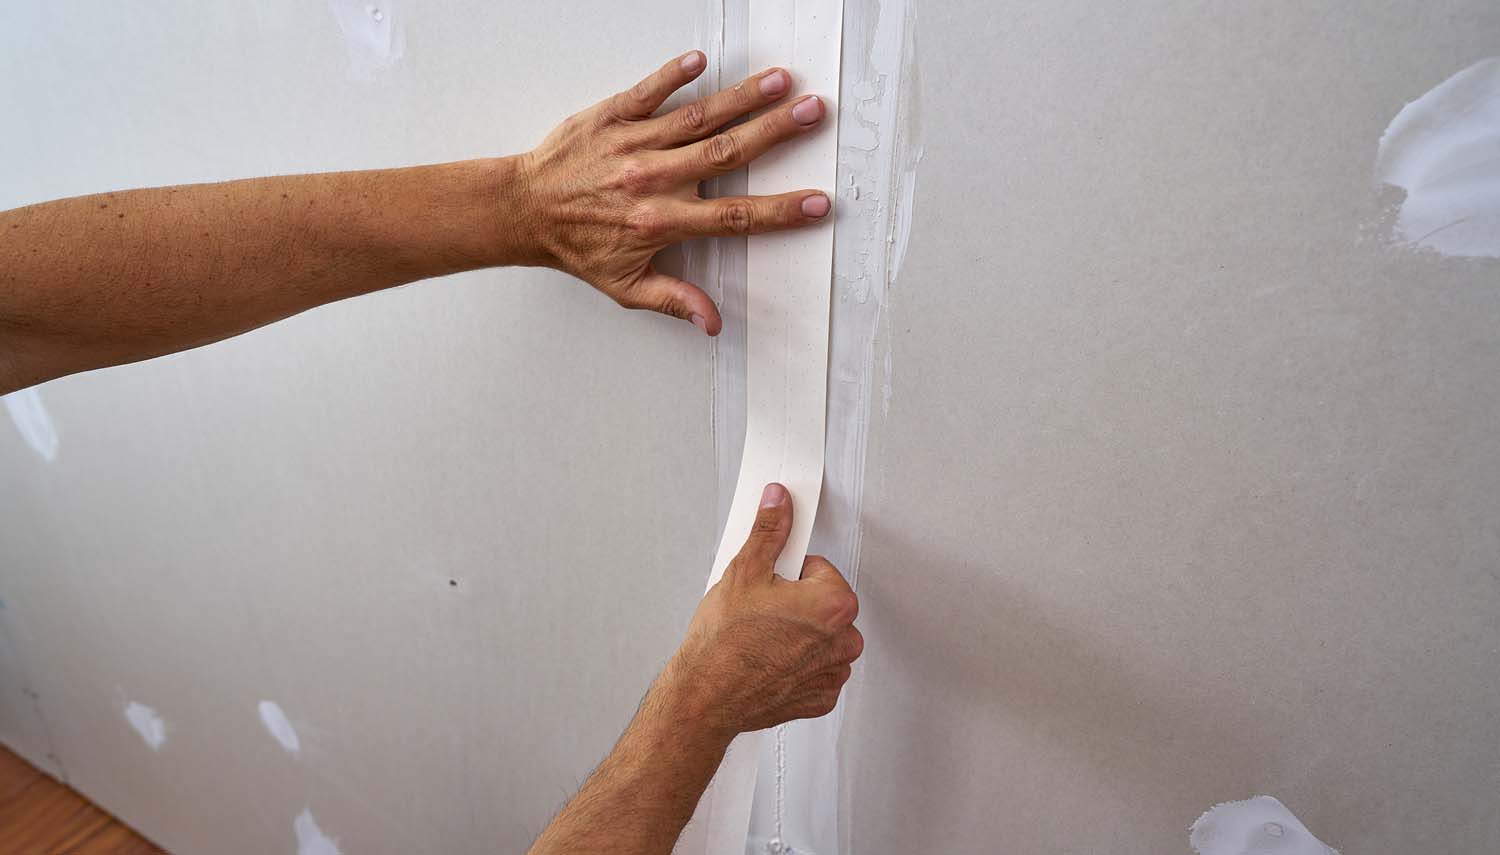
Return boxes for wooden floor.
[0,746,164,855]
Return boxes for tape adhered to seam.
[690,2,843,853]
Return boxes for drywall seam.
[814,0,917,588]
[692,3,842,854]
[698,0,753,537]
[695,2,916,854]
[1374,57,1500,258]
[0,604,66,780]
[745,5,918,855]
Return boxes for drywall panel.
[6,1,1500,854]
[840,2,1500,853]
[0,2,716,853]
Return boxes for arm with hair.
[527,484,863,855]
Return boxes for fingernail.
[690,313,708,334]
[759,70,788,97]
[791,96,822,125]
[801,194,830,218]
[760,483,787,508]
[681,51,705,72]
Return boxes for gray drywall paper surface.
[839,2,1500,853]
[0,2,714,853]
[2,2,1499,855]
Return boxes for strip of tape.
[690,2,843,853]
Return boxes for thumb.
[626,267,722,336]
[729,483,793,579]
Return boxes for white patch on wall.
[1375,57,1500,258]
[258,700,301,755]
[123,701,167,751]
[327,0,405,80]
[294,809,342,855]
[3,388,58,462]
[1190,795,1338,855]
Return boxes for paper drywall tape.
[691,2,842,853]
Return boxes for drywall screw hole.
[448,579,458,587]
[368,6,383,21]
[1264,822,1285,837]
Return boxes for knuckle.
[824,590,859,628]
[719,201,756,235]
[679,101,710,134]
[804,555,835,576]
[703,133,742,171]
[655,292,686,319]
[750,505,783,535]
[814,692,839,717]
[842,627,865,662]
[613,159,652,193]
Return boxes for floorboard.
[0,746,165,855]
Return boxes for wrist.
[487,152,552,269]
[650,649,738,751]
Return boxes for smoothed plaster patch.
[328,0,405,79]
[258,700,301,755]
[295,809,342,855]
[1376,57,1500,258]
[4,388,58,462]
[1190,795,1338,855]
[123,701,167,751]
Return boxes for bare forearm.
[528,660,730,855]
[0,158,524,393]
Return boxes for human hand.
[664,483,862,741]
[513,51,831,335]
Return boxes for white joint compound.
[258,700,302,755]
[1375,57,1500,258]
[3,387,58,462]
[327,0,405,80]
[123,701,167,751]
[691,3,843,855]
[690,3,916,855]
[1190,796,1338,855]
[294,809,342,855]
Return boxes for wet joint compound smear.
[1375,57,1500,258]
[258,700,302,755]
[123,701,167,751]
[327,0,405,79]
[1190,796,1338,855]
[295,809,342,855]
[3,388,58,461]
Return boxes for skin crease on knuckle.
[678,100,710,136]
[703,132,743,173]
[510,58,835,336]
[720,201,755,236]
[751,508,784,534]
